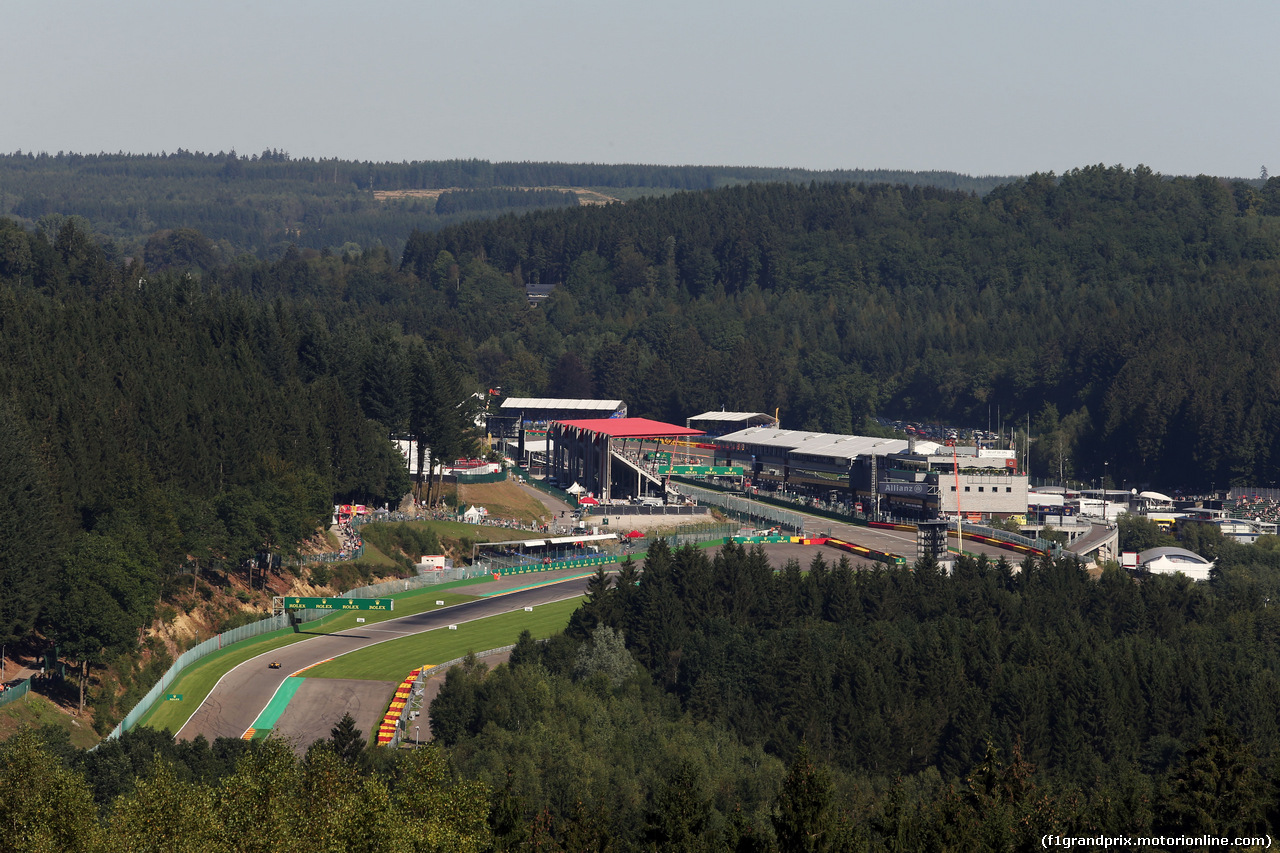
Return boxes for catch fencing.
[342,567,492,598]
[678,484,807,533]
[948,521,1058,557]
[103,608,332,742]
[512,466,573,503]
[102,568,427,743]
[651,523,738,549]
[104,503,732,743]
[453,470,508,485]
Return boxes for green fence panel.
[0,678,30,708]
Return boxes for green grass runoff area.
[305,596,583,682]
[138,579,488,734]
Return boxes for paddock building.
[712,427,1028,522]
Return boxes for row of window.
[951,485,1015,492]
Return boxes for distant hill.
[0,150,1016,260]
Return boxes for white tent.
[1139,546,1213,581]
[461,505,487,523]
[565,482,585,495]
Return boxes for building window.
[964,486,971,492]
[978,486,985,492]
[950,486,956,492]
[1006,487,1012,493]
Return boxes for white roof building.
[1138,546,1214,581]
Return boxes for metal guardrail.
[949,520,1056,555]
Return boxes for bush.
[359,522,443,569]
[310,565,330,588]
[217,610,260,632]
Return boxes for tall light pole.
[415,725,420,748]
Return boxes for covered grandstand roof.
[554,418,705,439]
[1138,546,1212,564]
[688,411,773,421]
[501,398,624,412]
[488,533,618,549]
[687,411,779,429]
[715,426,941,460]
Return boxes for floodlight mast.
[953,446,963,555]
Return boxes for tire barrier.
[378,667,424,747]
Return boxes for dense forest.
[7,158,1280,848]
[9,540,1280,849]
[0,151,1010,261]
[0,214,478,724]
[394,167,1280,492]
[6,163,1280,720]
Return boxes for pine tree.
[772,743,834,853]
[329,711,368,768]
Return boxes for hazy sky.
[4,0,1276,178]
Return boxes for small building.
[525,282,559,307]
[1138,546,1214,581]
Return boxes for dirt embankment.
[373,187,619,205]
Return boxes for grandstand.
[546,417,705,504]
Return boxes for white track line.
[171,584,584,739]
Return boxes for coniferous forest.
[5,157,1280,848]
[9,542,1280,849]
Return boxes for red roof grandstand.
[553,417,704,439]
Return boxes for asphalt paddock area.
[271,678,396,754]
[756,542,835,568]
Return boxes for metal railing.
[949,520,1058,556]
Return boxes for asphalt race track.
[174,575,592,746]
[174,523,1019,751]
